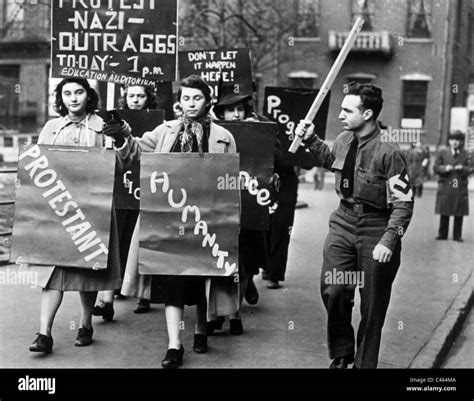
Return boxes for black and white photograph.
[0,0,473,399]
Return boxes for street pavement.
[0,182,472,369]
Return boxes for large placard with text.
[52,0,178,86]
[11,145,116,269]
[138,153,240,276]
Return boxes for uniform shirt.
[304,124,414,251]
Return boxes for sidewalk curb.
[409,272,473,368]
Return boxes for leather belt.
[340,200,389,214]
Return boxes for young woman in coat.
[208,85,271,336]
[28,78,130,354]
[111,75,238,368]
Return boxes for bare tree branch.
[179,0,304,78]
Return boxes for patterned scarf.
[178,115,211,156]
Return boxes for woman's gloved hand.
[103,120,125,147]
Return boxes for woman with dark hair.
[28,78,130,354]
[53,78,100,117]
[118,85,157,110]
[110,75,238,368]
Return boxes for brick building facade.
[276,0,474,147]
[0,0,473,149]
[0,0,50,133]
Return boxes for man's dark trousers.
[321,203,401,368]
[438,215,463,240]
[266,167,298,282]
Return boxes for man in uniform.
[295,83,414,368]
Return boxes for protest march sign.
[178,48,253,98]
[217,121,278,230]
[263,87,331,167]
[10,145,116,269]
[138,153,240,276]
[96,109,164,210]
[51,0,178,86]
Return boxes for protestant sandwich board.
[51,0,178,85]
[138,153,240,276]
[11,145,116,269]
[263,87,331,167]
[217,121,278,230]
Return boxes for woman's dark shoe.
[134,298,151,314]
[215,316,225,330]
[193,334,208,354]
[29,333,53,354]
[245,278,259,305]
[161,345,184,369]
[92,301,105,315]
[74,326,94,347]
[206,321,217,336]
[206,316,225,336]
[92,302,114,321]
[229,318,244,335]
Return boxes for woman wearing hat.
[208,86,271,335]
[434,131,471,241]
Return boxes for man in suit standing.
[434,131,471,242]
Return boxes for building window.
[0,65,20,121]
[402,80,429,126]
[288,71,318,89]
[346,73,376,85]
[1,0,25,39]
[3,136,13,147]
[407,0,432,38]
[352,0,374,31]
[294,0,320,38]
